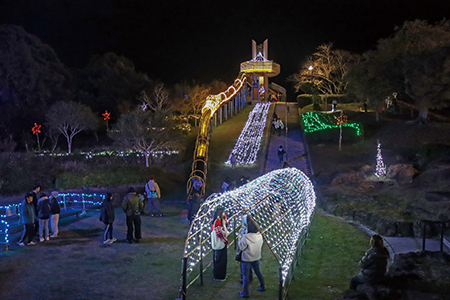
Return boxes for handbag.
[235,250,242,262]
[211,229,225,250]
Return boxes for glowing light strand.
[225,103,270,165]
[375,142,387,178]
[181,168,316,283]
[302,111,361,136]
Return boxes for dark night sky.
[1,0,450,95]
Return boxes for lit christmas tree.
[375,141,386,178]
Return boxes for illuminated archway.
[180,168,316,299]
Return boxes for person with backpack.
[100,193,116,244]
[145,174,163,217]
[36,193,51,242]
[122,187,143,244]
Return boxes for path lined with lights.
[225,102,270,165]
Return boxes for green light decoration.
[302,111,361,136]
[181,168,316,288]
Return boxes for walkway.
[265,102,312,176]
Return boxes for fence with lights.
[0,192,105,247]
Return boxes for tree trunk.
[407,108,428,125]
[67,136,72,154]
[145,152,149,167]
[418,108,428,124]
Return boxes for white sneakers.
[103,237,117,244]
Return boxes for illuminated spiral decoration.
[182,168,316,281]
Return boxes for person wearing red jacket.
[211,207,228,281]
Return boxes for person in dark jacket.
[122,187,143,244]
[100,193,116,244]
[36,193,51,242]
[49,191,60,237]
[31,184,41,235]
[350,234,390,290]
[17,193,36,246]
[186,187,204,225]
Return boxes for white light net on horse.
[182,168,316,281]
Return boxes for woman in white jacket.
[238,217,265,298]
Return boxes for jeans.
[149,197,161,214]
[103,223,113,241]
[241,260,265,297]
[39,218,49,240]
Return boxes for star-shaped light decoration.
[31,123,41,134]
[102,110,111,121]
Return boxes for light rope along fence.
[178,168,316,300]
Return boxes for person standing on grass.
[100,193,116,244]
[49,191,60,237]
[186,187,203,225]
[238,217,265,298]
[30,184,41,235]
[122,187,143,244]
[145,174,163,217]
[36,193,51,242]
[17,192,36,246]
[211,207,229,281]
[350,234,390,290]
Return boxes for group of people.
[18,185,61,246]
[99,174,163,244]
[272,113,284,136]
[211,208,265,298]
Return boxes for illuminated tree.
[45,101,98,154]
[347,19,450,123]
[180,84,211,127]
[108,108,183,167]
[289,43,360,95]
[375,141,386,178]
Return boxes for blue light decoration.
[225,103,270,165]
[302,111,362,136]
[181,168,316,290]
[0,193,106,246]
[0,219,9,246]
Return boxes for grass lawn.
[0,103,371,300]
[185,213,368,300]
